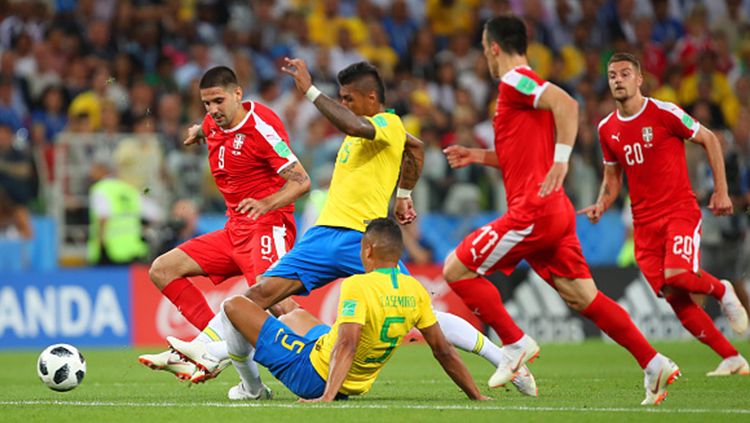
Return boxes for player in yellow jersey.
[169,218,487,401]
[241,59,423,311]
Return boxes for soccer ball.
[37,343,86,392]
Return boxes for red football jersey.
[493,66,564,211]
[202,101,298,220]
[597,97,700,224]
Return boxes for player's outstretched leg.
[139,278,230,381]
[665,271,748,334]
[150,249,215,329]
[555,276,681,404]
[664,289,749,376]
[220,304,271,399]
[435,310,537,396]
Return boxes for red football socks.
[161,278,215,330]
[665,271,726,300]
[449,277,525,345]
[666,290,738,358]
[580,291,657,368]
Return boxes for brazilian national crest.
[642,126,653,145]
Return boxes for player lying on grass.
[169,218,489,401]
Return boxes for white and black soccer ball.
[37,343,86,392]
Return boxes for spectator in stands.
[400,218,433,265]
[382,0,419,60]
[0,119,33,239]
[31,85,67,144]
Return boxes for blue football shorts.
[253,317,331,399]
[263,225,409,294]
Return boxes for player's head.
[482,15,527,78]
[337,61,385,116]
[607,52,643,102]
[199,66,243,128]
[361,218,404,271]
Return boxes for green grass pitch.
[1,341,748,422]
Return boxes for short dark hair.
[364,218,404,258]
[337,61,386,103]
[484,15,527,56]
[199,66,239,89]
[607,52,641,73]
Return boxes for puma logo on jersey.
[611,133,621,142]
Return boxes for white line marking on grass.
[2,401,749,414]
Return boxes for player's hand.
[577,202,606,224]
[395,197,417,224]
[280,57,313,94]
[184,124,205,145]
[539,162,568,197]
[708,191,733,216]
[474,395,492,401]
[297,396,333,403]
[236,197,272,220]
[443,145,473,169]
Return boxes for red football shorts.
[178,212,296,286]
[634,208,702,294]
[455,199,591,285]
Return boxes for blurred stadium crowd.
[0,0,748,269]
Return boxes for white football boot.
[510,364,538,397]
[488,335,540,388]
[719,280,748,335]
[167,336,229,381]
[706,355,750,377]
[138,349,196,381]
[641,355,680,406]
[228,382,273,400]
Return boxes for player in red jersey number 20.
[443,15,678,406]
[583,53,749,377]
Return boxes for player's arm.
[536,83,578,197]
[579,163,623,224]
[394,133,424,224]
[281,57,376,139]
[301,322,362,403]
[236,161,311,220]
[443,146,500,169]
[420,322,488,400]
[689,126,733,216]
[183,124,206,145]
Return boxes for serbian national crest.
[232,133,245,155]
[642,126,653,146]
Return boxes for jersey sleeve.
[336,277,367,325]
[253,108,299,173]
[597,123,619,165]
[201,114,213,139]
[364,112,406,148]
[652,99,701,140]
[501,69,550,109]
[414,284,438,330]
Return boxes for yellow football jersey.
[315,112,406,232]
[308,268,437,396]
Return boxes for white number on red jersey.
[218,145,226,169]
[623,143,644,165]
